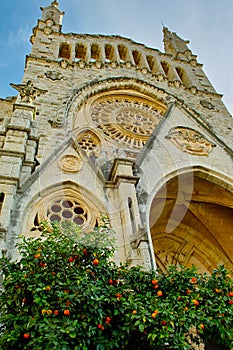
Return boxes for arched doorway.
[149,171,233,273]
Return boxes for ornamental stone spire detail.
[10,80,48,104]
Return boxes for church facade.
[0,1,232,274]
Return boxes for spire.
[40,1,64,26]
[163,26,194,62]
[30,1,65,43]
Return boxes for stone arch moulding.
[147,166,233,273]
[67,78,170,123]
[22,181,108,236]
[65,77,203,131]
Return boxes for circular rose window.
[90,96,165,149]
[47,198,87,226]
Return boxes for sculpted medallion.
[59,154,82,173]
[166,127,216,156]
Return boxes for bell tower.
[30,1,64,60]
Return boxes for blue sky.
[0,0,233,114]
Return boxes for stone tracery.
[90,96,165,149]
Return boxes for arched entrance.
[149,171,233,273]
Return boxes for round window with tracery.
[29,189,101,232]
[47,198,87,226]
[90,96,165,149]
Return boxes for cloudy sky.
[0,0,233,114]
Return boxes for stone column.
[106,158,152,268]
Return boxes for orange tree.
[0,222,232,350]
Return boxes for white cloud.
[7,26,30,48]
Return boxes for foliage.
[0,222,232,349]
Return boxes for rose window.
[115,108,155,135]
[47,198,87,225]
[91,96,165,149]
[29,189,101,232]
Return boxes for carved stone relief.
[45,71,63,81]
[10,80,47,104]
[58,154,82,173]
[200,100,214,110]
[166,127,216,156]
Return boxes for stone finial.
[163,26,191,58]
[10,80,48,104]
[40,0,64,26]
[51,0,59,7]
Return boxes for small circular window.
[29,188,102,232]
[47,198,88,225]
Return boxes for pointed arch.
[23,181,108,235]
[148,167,233,273]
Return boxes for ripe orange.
[132,310,137,314]
[64,309,70,316]
[23,333,30,339]
[192,299,199,306]
[54,310,59,315]
[228,291,233,297]
[214,288,221,293]
[93,258,99,266]
[157,290,163,297]
[34,253,41,259]
[190,277,197,283]
[97,323,104,330]
[199,324,205,330]
[108,279,113,284]
[151,279,158,285]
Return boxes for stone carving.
[10,80,47,104]
[200,100,214,110]
[59,154,82,173]
[60,59,70,69]
[43,27,52,35]
[48,115,64,128]
[45,71,63,81]
[91,96,165,149]
[166,127,216,156]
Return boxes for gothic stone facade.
[0,1,233,274]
